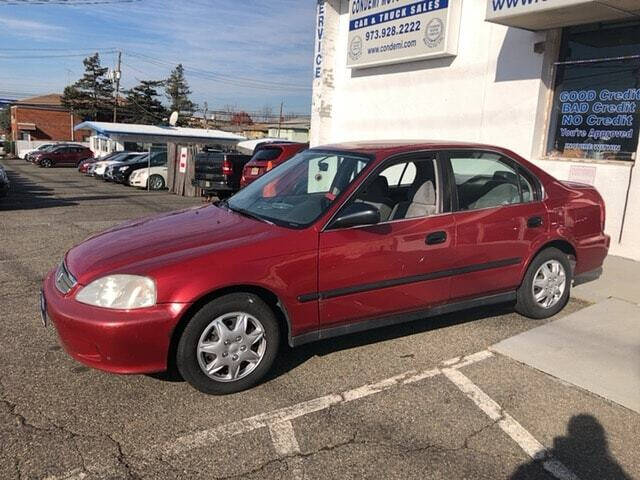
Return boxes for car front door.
[317,153,455,330]
[444,150,548,300]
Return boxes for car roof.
[311,140,514,157]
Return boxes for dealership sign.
[485,0,635,30]
[347,0,462,69]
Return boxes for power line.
[0,0,140,5]
[125,51,311,92]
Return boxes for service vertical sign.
[314,0,326,79]
[347,0,461,69]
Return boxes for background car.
[92,151,142,177]
[112,151,167,185]
[193,150,251,198]
[78,151,123,174]
[128,165,168,190]
[23,143,56,162]
[240,142,308,188]
[32,145,93,168]
[103,153,147,182]
[0,164,9,197]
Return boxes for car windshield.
[227,150,371,228]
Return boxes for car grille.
[55,262,77,294]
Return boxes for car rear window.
[252,148,282,162]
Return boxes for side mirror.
[318,160,329,172]
[329,202,380,229]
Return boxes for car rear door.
[443,149,547,300]
[317,152,455,330]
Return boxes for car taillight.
[222,159,233,176]
[266,161,274,171]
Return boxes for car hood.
[65,205,288,284]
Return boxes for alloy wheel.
[196,312,266,382]
[531,259,566,309]
[149,175,164,190]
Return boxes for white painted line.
[154,393,343,457]
[46,350,494,480]
[342,370,416,402]
[442,367,580,480]
[268,420,301,456]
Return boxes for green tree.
[61,53,114,121]
[123,80,168,125]
[165,64,196,124]
[0,107,10,134]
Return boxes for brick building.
[10,94,90,142]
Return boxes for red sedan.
[42,141,609,394]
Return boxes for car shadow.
[150,302,516,385]
[0,169,130,211]
[265,301,516,382]
[510,414,632,480]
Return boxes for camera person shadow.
[510,414,632,480]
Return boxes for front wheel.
[515,247,572,319]
[40,159,53,168]
[148,174,165,190]
[176,293,280,394]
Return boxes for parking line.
[45,350,493,480]
[442,367,580,480]
[268,421,304,479]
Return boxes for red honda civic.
[42,142,609,394]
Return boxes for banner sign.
[347,0,461,69]
[552,88,640,158]
[179,147,188,174]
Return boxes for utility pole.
[277,101,283,138]
[204,102,208,131]
[113,51,122,123]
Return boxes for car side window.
[448,151,531,211]
[349,157,438,223]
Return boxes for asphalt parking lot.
[1,158,638,480]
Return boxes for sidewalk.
[492,255,640,414]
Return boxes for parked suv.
[33,145,93,168]
[240,142,308,188]
[42,141,610,395]
[193,149,251,198]
[0,164,9,197]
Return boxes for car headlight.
[76,275,156,309]
[118,166,129,172]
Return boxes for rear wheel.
[148,174,165,190]
[40,159,52,168]
[176,293,280,394]
[516,247,572,319]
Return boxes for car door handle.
[527,216,543,228]
[426,231,447,245]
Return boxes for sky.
[0,0,316,114]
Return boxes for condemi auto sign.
[347,0,462,69]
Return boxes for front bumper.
[43,269,190,374]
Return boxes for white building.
[75,121,245,157]
[311,0,640,260]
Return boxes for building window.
[547,21,640,162]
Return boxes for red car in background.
[240,142,307,188]
[33,145,93,168]
[42,141,609,395]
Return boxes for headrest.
[412,180,436,205]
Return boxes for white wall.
[312,0,547,159]
[310,0,640,261]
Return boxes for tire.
[176,293,280,394]
[515,247,572,319]
[148,174,165,190]
[41,159,53,168]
